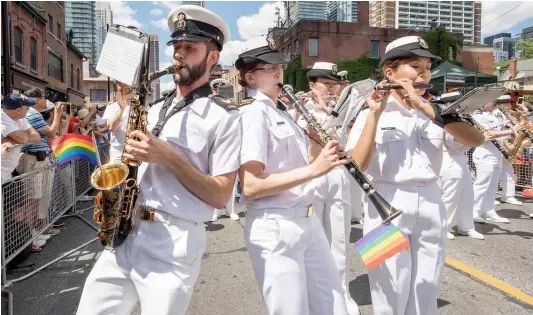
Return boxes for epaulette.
[149,89,175,107]
[239,97,254,106]
[210,95,239,111]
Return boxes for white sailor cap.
[380,36,441,68]
[210,78,230,90]
[337,70,348,82]
[495,94,513,104]
[235,36,289,70]
[306,62,340,81]
[167,5,230,50]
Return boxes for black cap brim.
[235,52,289,70]
[166,34,212,46]
[23,97,38,106]
[379,48,441,68]
[306,69,340,82]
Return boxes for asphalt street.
[3,192,533,315]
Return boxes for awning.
[68,90,85,106]
[11,72,47,92]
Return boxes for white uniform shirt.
[1,111,31,184]
[136,95,242,223]
[443,131,470,156]
[102,102,130,162]
[240,89,314,209]
[347,95,441,186]
[472,110,506,164]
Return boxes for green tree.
[515,38,533,60]
[334,53,380,82]
[284,56,309,92]
[493,59,509,71]
[422,26,462,62]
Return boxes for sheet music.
[96,29,145,87]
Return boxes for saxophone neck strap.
[151,83,212,137]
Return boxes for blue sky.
[106,1,533,96]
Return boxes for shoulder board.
[239,97,254,106]
[210,95,239,111]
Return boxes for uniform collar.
[247,89,276,108]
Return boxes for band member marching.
[76,6,241,315]
[304,62,360,315]
[237,38,350,315]
[349,36,485,315]
[210,78,230,95]
[472,101,513,224]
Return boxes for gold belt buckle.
[307,204,314,217]
[139,207,156,223]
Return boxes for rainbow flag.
[49,134,98,166]
[355,223,410,270]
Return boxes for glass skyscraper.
[65,1,97,76]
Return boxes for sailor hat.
[495,94,513,104]
[210,78,230,90]
[306,62,340,81]
[337,70,348,82]
[235,36,290,70]
[380,36,441,68]
[167,5,230,50]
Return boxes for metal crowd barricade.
[1,158,102,312]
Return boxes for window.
[48,52,63,81]
[90,89,107,102]
[370,40,380,58]
[57,22,61,41]
[70,63,74,87]
[48,14,54,33]
[14,27,23,63]
[295,40,299,55]
[77,68,80,90]
[308,37,319,57]
[30,38,37,70]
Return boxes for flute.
[278,83,402,224]
[375,83,433,90]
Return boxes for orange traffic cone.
[522,188,533,198]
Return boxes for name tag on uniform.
[276,121,285,126]
[381,127,396,130]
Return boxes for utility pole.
[2,1,11,96]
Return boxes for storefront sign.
[12,72,46,92]
[445,73,465,83]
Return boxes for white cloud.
[151,18,168,30]
[165,45,174,58]
[481,2,533,38]
[153,1,181,10]
[236,2,284,40]
[150,9,163,16]
[159,79,176,97]
[160,62,172,71]
[219,36,270,67]
[107,1,141,28]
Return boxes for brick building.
[6,1,48,94]
[66,42,86,106]
[457,44,494,75]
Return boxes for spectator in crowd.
[68,105,96,134]
[103,82,133,162]
[94,104,110,163]
[1,93,43,252]
[18,88,64,247]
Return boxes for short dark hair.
[24,87,44,99]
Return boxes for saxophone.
[497,107,533,163]
[90,29,180,249]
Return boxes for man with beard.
[75,5,241,315]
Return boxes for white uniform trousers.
[500,160,516,199]
[363,182,447,315]
[76,213,206,315]
[473,159,502,218]
[312,167,353,302]
[245,207,348,315]
[440,153,475,232]
[348,175,363,220]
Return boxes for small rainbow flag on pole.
[355,223,410,270]
[50,133,98,166]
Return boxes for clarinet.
[278,84,402,224]
[462,115,511,160]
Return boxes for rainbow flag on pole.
[49,133,98,166]
[355,223,410,270]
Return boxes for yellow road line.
[445,257,533,307]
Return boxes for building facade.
[5,1,48,94]
[95,2,113,59]
[285,1,328,25]
[493,36,516,61]
[456,44,494,75]
[148,35,160,100]
[180,1,205,7]
[66,42,86,106]
[484,32,511,46]
[65,1,97,76]
[370,1,481,44]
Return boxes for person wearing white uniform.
[76,6,241,315]
[440,130,485,240]
[349,36,485,315]
[494,95,523,206]
[237,37,350,315]
[472,102,513,224]
[102,82,133,163]
[304,62,360,315]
